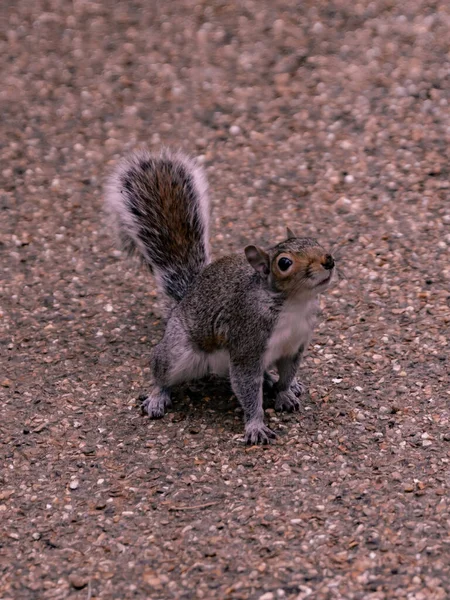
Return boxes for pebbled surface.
[1,0,450,598]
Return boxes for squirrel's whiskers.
[329,238,349,261]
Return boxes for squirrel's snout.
[322,254,335,271]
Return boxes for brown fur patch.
[271,247,330,294]
[196,334,227,353]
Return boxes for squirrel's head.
[245,227,335,297]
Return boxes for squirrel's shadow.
[138,374,320,435]
[183,374,276,410]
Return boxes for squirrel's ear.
[286,227,297,239]
[245,245,270,276]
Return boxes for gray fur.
[105,149,335,444]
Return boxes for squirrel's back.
[105,149,210,304]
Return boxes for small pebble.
[259,593,274,600]
[68,574,88,590]
[333,196,352,213]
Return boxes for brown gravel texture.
[1,1,450,599]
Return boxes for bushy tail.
[105,149,210,304]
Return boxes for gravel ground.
[1,1,450,598]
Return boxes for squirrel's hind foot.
[141,388,172,419]
[266,374,307,398]
[274,389,301,412]
[290,379,307,397]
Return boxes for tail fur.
[105,149,210,304]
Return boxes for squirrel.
[105,148,335,444]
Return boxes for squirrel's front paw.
[140,388,171,419]
[244,420,277,445]
[275,389,301,412]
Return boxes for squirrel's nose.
[322,254,335,270]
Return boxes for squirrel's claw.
[290,379,307,397]
[140,388,171,419]
[244,421,277,445]
[274,389,301,412]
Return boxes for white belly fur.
[207,350,230,376]
[169,348,230,384]
[263,298,317,368]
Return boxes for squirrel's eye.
[278,257,293,272]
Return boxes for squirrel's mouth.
[314,271,333,288]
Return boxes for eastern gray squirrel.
[105,149,335,444]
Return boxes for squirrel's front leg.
[274,345,306,412]
[229,359,277,445]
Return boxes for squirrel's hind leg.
[140,338,176,420]
[142,321,209,419]
[153,317,210,385]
